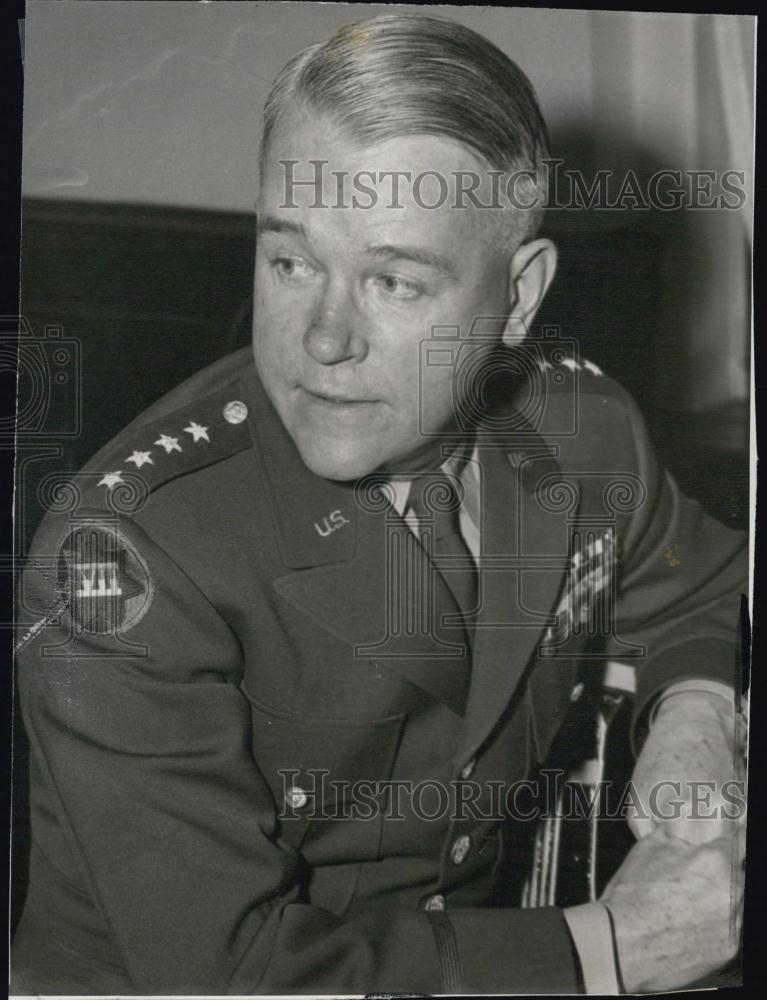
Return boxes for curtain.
[589,12,753,422]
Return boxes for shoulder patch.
[58,522,154,634]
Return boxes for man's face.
[253,112,513,481]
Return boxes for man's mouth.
[300,387,378,408]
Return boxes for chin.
[295,439,383,483]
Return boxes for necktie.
[406,471,478,651]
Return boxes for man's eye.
[375,274,423,300]
[273,257,316,282]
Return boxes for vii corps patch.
[58,524,154,635]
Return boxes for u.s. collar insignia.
[57,524,154,634]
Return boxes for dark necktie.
[406,471,478,651]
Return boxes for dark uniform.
[13,345,745,994]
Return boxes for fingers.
[599,825,742,992]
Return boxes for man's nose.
[303,284,368,365]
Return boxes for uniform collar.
[242,366,358,569]
[242,365,486,570]
[241,363,557,569]
[386,442,478,518]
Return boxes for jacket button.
[460,759,476,780]
[450,834,471,865]
[285,785,308,810]
[424,893,446,912]
[223,400,249,424]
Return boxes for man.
[13,12,746,995]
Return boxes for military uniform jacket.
[13,347,746,995]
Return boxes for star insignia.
[154,434,182,454]
[183,421,210,443]
[98,472,125,489]
[125,450,153,468]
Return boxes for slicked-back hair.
[260,12,550,244]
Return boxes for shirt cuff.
[648,678,735,728]
[563,902,620,994]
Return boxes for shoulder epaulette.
[530,348,631,404]
[74,380,253,515]
[534,351,606,386]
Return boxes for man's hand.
[627,689,746,844]
[600,687,747,992]
[601,822,744,992]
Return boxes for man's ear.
[502,239,558,348]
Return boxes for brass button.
[424,893,446,912]
[450,834,471,865]
[223,400,248,424]
[285,785,308,810]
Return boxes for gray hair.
[260,12,550,245]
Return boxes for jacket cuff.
[445,906,580,992]
[648,678,735,727]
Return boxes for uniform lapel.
[242,368,471,716]
[241,368,357,569]
[457,434,575,763]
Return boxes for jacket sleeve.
[604,387,748,747]
[16,511,580,995]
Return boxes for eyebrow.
[365,243,458,280]
[255,215,307,239]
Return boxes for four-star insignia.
[183,421,210,443]
[154,434,182,454]
[108,414,226,481]
[98,472,125,489]
[536,355,604,377]
[88,407,244,506]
